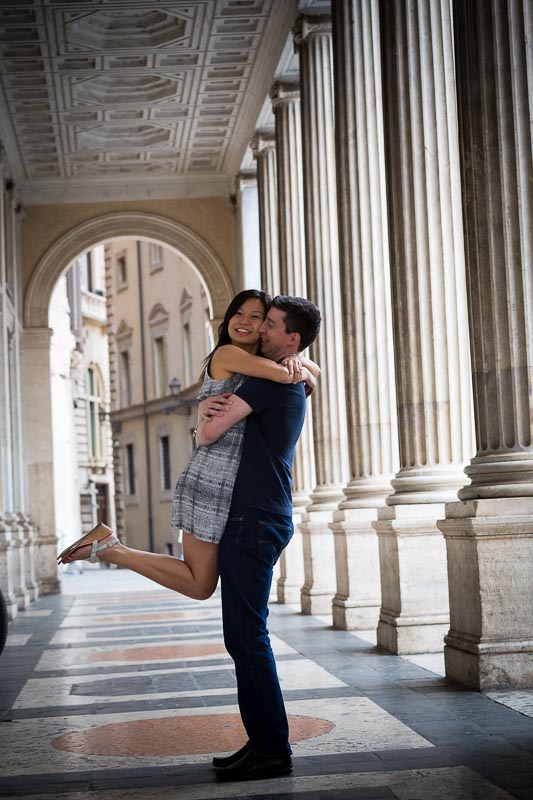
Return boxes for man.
[196,295,321,781]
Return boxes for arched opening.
[24,212,233,329]
[23,213,234,591]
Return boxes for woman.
[57,289,319,600]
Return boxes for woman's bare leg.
[66,533,219,600]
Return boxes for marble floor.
[1,568,532,799]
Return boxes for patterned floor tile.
[14,658,345,710]
[4,766,515,800]
[0,697,432,776]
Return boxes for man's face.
[259,308,297,360]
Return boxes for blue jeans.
[218,507,294,756]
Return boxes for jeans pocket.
[257,518,293,567]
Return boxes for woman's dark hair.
[201,289,272,376]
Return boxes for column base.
[374,503,450,654]
[301,587,334,616]
[299,507,337,616]
[332,598,380,630]
[444,632,533,690]
[377,612,449,655]
[330,506,381,630]
[439,497,533,689]
[277,516,305,606]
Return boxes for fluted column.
[438,0,533,689]
[20,513,39,602]
[22,327,60,594]
[251,132,280,296]
[294,14,350,615]
[375,0,475,652]
[271,81,312,604]
[0,515,17,618]
[330,0,399,630]
[0,149,14,515]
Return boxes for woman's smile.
[228,297,266,349]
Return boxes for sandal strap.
[88,535,119,564]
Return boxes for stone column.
[0,515,17,618]
[376,0,474,652]
[329,0,399,630]
[294,14,350,615]
[235,172,261,291]
[0,150,14,516]
[438,0,533,689]
[20,512,39,602]
[251,132,280,296]
[271,81,312,605]
[21,327,59,594]
[7,512,29,610]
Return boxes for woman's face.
[228,297,266,349]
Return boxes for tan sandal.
[57,522,119,565]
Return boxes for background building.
[49,245,116,562]
[105,238,213,555]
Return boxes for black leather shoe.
[212,741,250,769]
[215,749,293,781]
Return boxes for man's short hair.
[271,295,321,351]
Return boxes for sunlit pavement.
[1,566,532,799]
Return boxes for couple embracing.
[59,290,321,782]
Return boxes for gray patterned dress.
[171,371,246,543]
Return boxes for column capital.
[250,131,276,159]
[22,327,53,349]
[293,13,332,49]
[270,81,300,109]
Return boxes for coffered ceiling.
[0,0,317,205]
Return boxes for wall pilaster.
[438,0,533,689]
[376,0,474,653]
[22,326,59,594]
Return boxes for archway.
[24,211,234,328]
[22,212,234,594]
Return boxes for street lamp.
[164,377,191,415]
[169,377,182,398]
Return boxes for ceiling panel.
[0,0,299,203]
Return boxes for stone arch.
[24,211,234,328]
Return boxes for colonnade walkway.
[1,568,533,800]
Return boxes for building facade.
[49,246,117,562]
[105,238,213,555]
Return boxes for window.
[79,252,93,293]
[149,243,163,270]
[180,289,194,386]
[160,435,171,491]
[86,367,101,458]
[153,335,167,398]
[149,304,169,398]
[202,290,214,357]
[125,443,136,496]
[120,350,132,407]
[182,321,192,387]
[117,253,127,287]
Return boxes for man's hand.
[198,393,233,421]
[281,354,302,383]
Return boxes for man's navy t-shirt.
[230,377,306,515]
